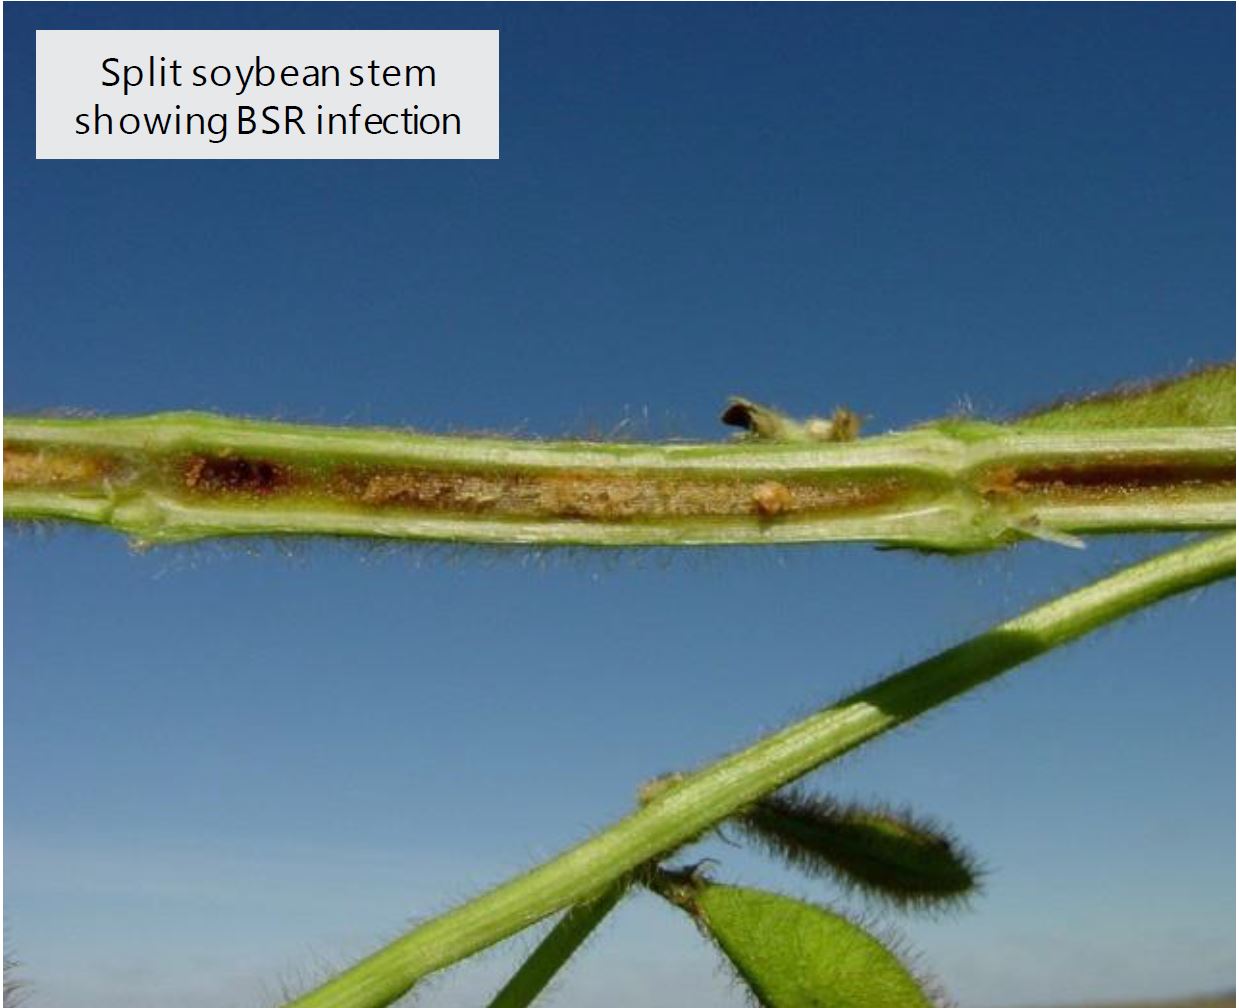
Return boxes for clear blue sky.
[4,4,1234,1007]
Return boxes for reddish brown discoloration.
[169,449,1232,515]
[974,459,1234,502]
[184,455,287,495]
[1006,461,1233,491]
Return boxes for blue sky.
[4,4,1235,1007]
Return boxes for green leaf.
[1013,363,1235,430]
[677,881,935,1008]
[733,791,979,908]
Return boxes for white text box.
[37,30,499,159]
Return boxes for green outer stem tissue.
[484,879,629,1008]
[283,531,1235,1008]
[3,412,1234,552]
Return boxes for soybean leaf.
[1014,363,1235,430]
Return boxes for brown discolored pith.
[4,446,110,486]
[976,459,1235,502]
[330,465,911,522]
[183,455,288,495]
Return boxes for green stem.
[282,532,1235,1008]
[485,879,629,1008]
[3,412,1233,552]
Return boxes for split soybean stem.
[284,531,1236,1008]
[2,413,1234,551]
[484,878,629,1008]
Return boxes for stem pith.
[5,413,1233,551]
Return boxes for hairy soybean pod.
[651,874,937,1008]
[734,791,980,908]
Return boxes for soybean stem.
[282,532,1235,1008]
[4,412,1233,552]
[485,879,629,1008]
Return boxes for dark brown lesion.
[183,454,289,495]
[976,459,1235,502]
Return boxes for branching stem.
[484,878,629,1008]
[281,532,1235,1008]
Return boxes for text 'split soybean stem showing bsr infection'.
[36,30,499,157]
